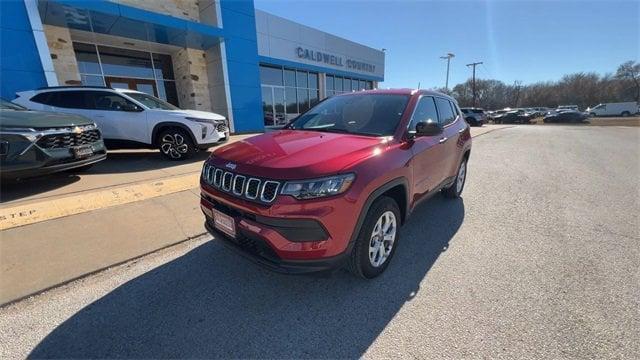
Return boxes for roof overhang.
[38,0,223,49]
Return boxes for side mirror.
[415,119,442,137]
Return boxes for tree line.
[438,61,639,111]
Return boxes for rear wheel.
[158,128,195,160]
[348,196,401,279]
[443,158,467,198]
[621,111,631,117]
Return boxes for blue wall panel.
[220,0,263,133]
[0,0,46,99]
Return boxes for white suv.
[14,87,229,160]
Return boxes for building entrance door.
[105,77,158,97]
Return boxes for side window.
[410,96,439,129]
[31,92,54,105]
[54,91,91,109]
[87,91,137,111]
[435,97,456,126]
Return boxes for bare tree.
[616,61,640,102]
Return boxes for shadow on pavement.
[90,150,211,174]
[30,195,465,358]
[0,175,81,203]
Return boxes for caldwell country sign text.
[296,47,376,73]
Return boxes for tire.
[158,128,196,160]
[621,111,631,117]
[465,117,476,126]
[443,157,468,198]
[590,113,596,117]
[348,196,401,279]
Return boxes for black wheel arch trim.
[152,122,198,146]
[348,177,410,247]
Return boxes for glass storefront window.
[359,80,367,90]
[152,54,175,80]
[296,70,308,88]
[297,88,309,113]
[351,80,358,91]
[284,69,296,87]
[286,87,297,114]
[336,77,344,92]
[260,66,283,86]
[309,73,318,89]
[74,43,101,75]
[310,90,319,107]
[98,45,154,78]
[80,74,105,86]
[366,81,373,90]
[73,42,180,106]
[326,75,334,91]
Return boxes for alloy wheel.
[456,160,467,194]
[160,133,189,159]
[368,211,397,267]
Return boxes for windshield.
[0,98,27,111]
[124,92,179,110]
[287,94,410,136]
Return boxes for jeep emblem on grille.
[225,162,237,170]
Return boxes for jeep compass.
[200,89,472,278]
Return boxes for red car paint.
[200,89,471,272]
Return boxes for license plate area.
[73,145,93,158]
[212,208,236,238]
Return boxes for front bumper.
[200,185,359,273]
[0,151,106,179]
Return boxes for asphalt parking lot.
[1,125,638,358]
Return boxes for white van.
[586,102,638,117]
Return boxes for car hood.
[152,109,226,122]
[0,109,93,129]
[210,130,390,179]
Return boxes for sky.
[253,0,639,89]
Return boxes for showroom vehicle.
[200,89,472,278]
[543,110,588,123]
[0,98,106,180]
[14,87,229,160]
[586,102,638,117]
[460,107,485,126]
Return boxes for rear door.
[409,96,447,196]
[435,97,466,181]
[84,91,148,144]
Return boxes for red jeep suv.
[200,89,471,278]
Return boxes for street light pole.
[466,61,483,107]
[440,53,455,91]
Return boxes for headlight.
[281,173,355,200]
[186,117,214,123]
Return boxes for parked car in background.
[200,89,472,278]
[14,87,229,160]
[557,105,579,111]
[488,109,508,122]
[0,98,106,180]
[460,107,485,126]
[543,110,588,123]
[494,110,533,124]
[586,102,638,117]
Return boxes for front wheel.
[348,196,401,279]
[158,128,196,160]
[443,158,468,198]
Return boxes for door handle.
[458,128,466,134]
[439,137,448,144]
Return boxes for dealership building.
[0,0,385,132]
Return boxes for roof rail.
[36,85,113,90]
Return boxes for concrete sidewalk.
[0,125,511,305]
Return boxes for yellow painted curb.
[0,173,200,231]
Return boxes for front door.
[86,90,149,144]
[105,77,158,97]
[409,96,447,196]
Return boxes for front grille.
[37,129,101,149]
[202,163,280,204]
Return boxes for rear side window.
[410,96,439,128]
[31,91,91,109]
[435,97,456,125]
